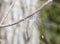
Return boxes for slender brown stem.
[0,0,52,28]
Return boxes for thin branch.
[0,0,52,28]
[44,22,60,29]
[0,0,16,24]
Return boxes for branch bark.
[0,0,52,28]
[0,0,16,25]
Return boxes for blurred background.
[39,0,60,44]
[0,0,60,44]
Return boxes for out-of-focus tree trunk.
[0,0,40,44]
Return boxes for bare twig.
[0,0,52,28]
[44,22,60,29]
[0,0,16,44]
[0,0,16,24]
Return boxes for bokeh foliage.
[39,1,60,44]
